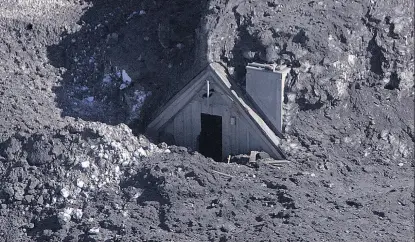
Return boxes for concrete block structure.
[146,62,289,161]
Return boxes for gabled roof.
[146,62,286,159]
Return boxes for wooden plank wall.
[161,80,277,159]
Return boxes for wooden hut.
[146,62,289,161]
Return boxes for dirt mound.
[0,123,298,241]
[0,123,413,241]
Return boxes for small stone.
[158,142,168,149]
[14,189,24,201]
[310,173,316,177]
[37,195,44,205]
[64,207,74,216]
[61,188,70,198]
[57,211,71,224]
[89,227,100,234]
[28,179,40,190]
[242,50,256,60]
[398,163,404,167]
[136,147,147,157]
[76,179,85,188]
[119,83,127,90]
[73,209,83,220]
[24,195,33,203]
[26,189,35,195]
[81,161,90,168]
[380,130,389,140]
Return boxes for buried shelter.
[146,62,289,161]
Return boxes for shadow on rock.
[47,0,208,129]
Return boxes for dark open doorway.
[199,113,222,161]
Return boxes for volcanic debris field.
[0,0,414,241]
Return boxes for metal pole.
[207,80,210,108]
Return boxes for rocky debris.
[0,121,412,241]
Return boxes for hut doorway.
[199,113,222,161]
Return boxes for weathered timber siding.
[161,80,278,159]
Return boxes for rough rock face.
[0,0,414,241]
[201,0,414,165]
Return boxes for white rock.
[64,207,74,216]
[310,173,316,177]
[119,83,127,90]
[122,70,131,84]
[398,163,404,167]
[81,161,90,168]
[89,227,100,234]
[136,147,147,157]
[76,179,85,188]
[58,211,71,223]
[73,209,83,220]
[133,192,142,199]
[85,96,94,102]
[347,54,356,66]
[127,11,137,20]
[61,188,70,198]
[139,10,146,15]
